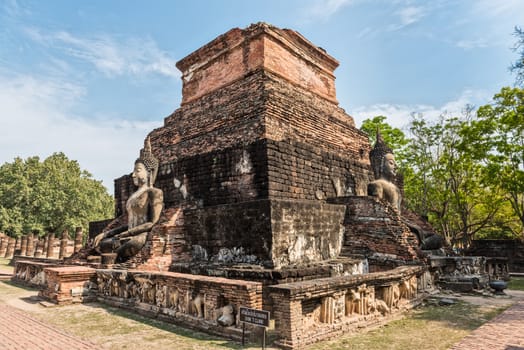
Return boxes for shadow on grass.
[1,280,260,349]
[1,280,40,292]
[80,301,251,349]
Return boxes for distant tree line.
[0,152,113,238]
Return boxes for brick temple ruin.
[6,23,509,349]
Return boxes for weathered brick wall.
[267,138,372,200]
[114,42,372,215]
[184,199,272,264]
[95,269,263,339]
[264,72,370,158]
[176,23,339,105]
[115,141,267,217]
[184,199,345,269]
[270,200,345,268]
[466,239,524,272]
[155,141,268,208]
[149,70,267,163]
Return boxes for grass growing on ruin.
[508,277,524,291]
[307,301,508,350]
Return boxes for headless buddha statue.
[93,137,164,263]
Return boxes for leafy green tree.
[469,87,524,237]
[358,100,523,247]
[511,26,524,87]
[403,109,505,248]
[402,113,443,219]
[360,116,409,159]
[0,153,114,237]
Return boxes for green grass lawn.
[307,300,507,350]
[508,276,524,291]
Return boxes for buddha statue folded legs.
[93,137,164,263]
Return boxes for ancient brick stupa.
[16,23,438,350]
[107,22,421,272]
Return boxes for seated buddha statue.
[93,137,163,263]
[367,131,445,250]
[367,131,402,213]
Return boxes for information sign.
[239,307,270,327]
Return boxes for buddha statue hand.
[93,226,128,249]
[93,232,106,248]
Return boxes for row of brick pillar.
[0,227,85,259]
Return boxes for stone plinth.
[269,266,425,349]
[429,256,489,292]
[329,196,421,264]
[12,259,61,288]
[185,199,345,268]
[95,269,263,341]
[40,266,97,304]
[485,257,509,280]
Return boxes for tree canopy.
[0,152,113,237]
[511,26,524,87]
[360,87,524,249]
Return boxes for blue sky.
[1,0,523,192]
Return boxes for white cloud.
[349,89,493,130]
[455,38,488,50]
[0,71,161,193]
[452,1,524,50]
[388,5,427,31]
[302,0,354,21]
[473,0,524,18]
[398,6,425,26]
[2,0,31,18]
[25,28,180,78]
